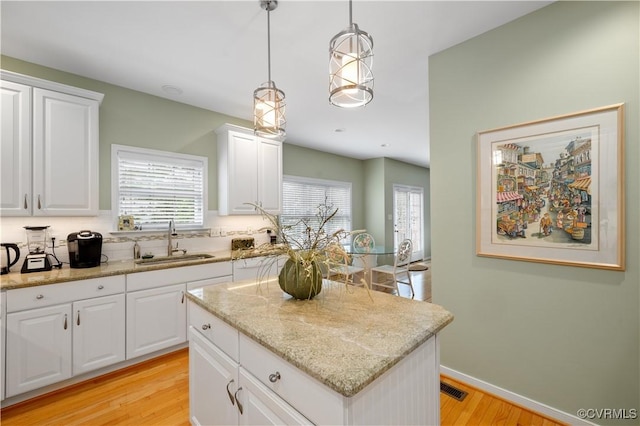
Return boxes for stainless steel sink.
[134,253,215,266]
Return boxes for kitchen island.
[187,279,453,425]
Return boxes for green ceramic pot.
[278,258,323,300]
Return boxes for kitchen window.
[281,176,352,244]
[111,144,207,230]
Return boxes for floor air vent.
[440,381,468,402]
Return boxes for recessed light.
[162,85,183,95]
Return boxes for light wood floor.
[1,347,565,426]
[0,349,190,426]
[1,269,564,426]
[440,375,566,426]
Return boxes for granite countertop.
[0,248,277,290]
[187,279,454,398]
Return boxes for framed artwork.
[476,103,625,270]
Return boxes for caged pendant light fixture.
[329,0,374,108]
[254,0,286,139]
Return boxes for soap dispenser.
[133,241,140,259]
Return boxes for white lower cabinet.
[188,298,441,426]
[1,261,233,403]
[189,327,239,426]
[73,294,125,375]
[188,302,312,426]
[5,276,126,398]
[6,303,72,396]
[126,283,186,359]
[1,291,5,401]
[125,262,232,360]
[237,367,311,426]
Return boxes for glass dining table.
[342,245,397,281]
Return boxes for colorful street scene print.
[492,127,597,249]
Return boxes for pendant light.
[254,0,286,139]
[329,0,374,108]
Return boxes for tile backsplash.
[0,211,272,263]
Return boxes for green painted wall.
[429,1,639,423]
[363,158,386,244]
[282,143,365,229]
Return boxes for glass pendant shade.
[329,22,374,108]
[254,0,286,139]
[254,80,286,139]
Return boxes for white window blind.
[281,176,352,245]
[112,145,207,229]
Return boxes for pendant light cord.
[348,0,353,25]
[267,5,272,83]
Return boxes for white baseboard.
[440,366,598,426]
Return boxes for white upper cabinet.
[216,124,282,216]
[33,88,99,215]
[0,80,32,216]
[0,71,103,217]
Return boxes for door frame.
[393,184,424,262]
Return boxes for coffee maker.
[21,226,53,273]
[1,243,20,274]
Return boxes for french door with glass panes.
[393,185,424,262]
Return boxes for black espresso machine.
[67,230,103,268]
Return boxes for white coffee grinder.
[21,226,53,273]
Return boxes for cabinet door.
[126,284,187,359]
[189,327,239,426]
[32,87,99,216]
[227,131,259,214]
[6,304,72,397]
[1,292,5,401]
[257,138,282,214]
[73,294,125,375]
[237,368,312,426]
[0,80,31,216]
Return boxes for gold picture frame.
[118,215,136,231]
[476,103,625,270]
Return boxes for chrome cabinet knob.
[269,372,281,383]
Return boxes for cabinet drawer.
[189,302,238,362]
[186,276,231,291]
[127,262,232,292]
[233,256,283,282]
[7,275,125,312]
[239,334,342,425]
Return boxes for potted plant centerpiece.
[248,202,364,300]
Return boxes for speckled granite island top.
[187,279,453,397]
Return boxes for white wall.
[0,212,271,263]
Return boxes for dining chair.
[325,243,365,285]
[370,239,414,298]
[352,233,375,253]
[351,232,377,271]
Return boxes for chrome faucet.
[167,220,186,256]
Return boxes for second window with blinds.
[281,176,353,245]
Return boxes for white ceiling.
[1,0,551,168]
